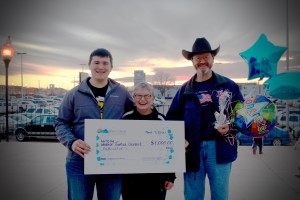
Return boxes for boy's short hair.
[89,48,113,66]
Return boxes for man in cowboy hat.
[167,37,244,200]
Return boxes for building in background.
[0,82,268,100]
[134,70,145,86]
[238,83,266,97]
[79,72,89,83]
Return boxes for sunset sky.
[0,0,299,90]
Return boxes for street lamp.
[17,52,27,99]
[80,63,86,72]
[1,36,15,142]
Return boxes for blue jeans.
[184,140,232,200]
[66,161,122,200]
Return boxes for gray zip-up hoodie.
[55,77,134,162]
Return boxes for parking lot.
[0,136,300,200]
[0,98,300,199]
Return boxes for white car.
[293,99,300,106]
[0,114,30,133]
[153,97,166,107]
[17,100,36,112]
[277,114,300,138]
[0,101,20,114]
[292,126,300,139]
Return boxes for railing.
[155,104,171,116]
[0,105,59,135]
[0,104,171,135]
[2,103,298,138]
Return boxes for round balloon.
[232,95,277,137]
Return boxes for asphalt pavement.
[0,136,300,200]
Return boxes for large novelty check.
[84,119,185,174]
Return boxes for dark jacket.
[166,72,244,172]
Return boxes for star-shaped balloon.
[240,34,287,80]
[236,98,268,127]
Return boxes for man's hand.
[71,139,91,158]
[217,124,230,136]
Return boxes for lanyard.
[97,97,105,119]
[98,101,104,119]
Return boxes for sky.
[0,0,299,90]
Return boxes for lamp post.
[17,52,27,99]
[286,0,290,131]
[80,63,86,72]
[1,36,15,142]
[79,63,87,83]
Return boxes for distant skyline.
[1,0,300,90]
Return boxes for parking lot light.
[1,36,15,142]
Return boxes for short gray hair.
[133,82,154,95]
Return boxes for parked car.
[14,114,57,141]
[0,101,21,114]
[236,126,292,146]
[0,114,30,133]
[293,99,300,106]
[21,106,57,119]
[293,127,300,140]
[277,114,300,137]
[153,97,166,107]
[31,99,48,107]
[17,100,36,112]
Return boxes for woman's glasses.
[133,94,152,100]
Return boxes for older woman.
[121,82,176,200]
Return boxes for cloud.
[1,0,299,90]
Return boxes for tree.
[152,71,175,97]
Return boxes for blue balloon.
[240,34,287,80]
[264,72,300,100]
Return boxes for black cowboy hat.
[182,37,220,60]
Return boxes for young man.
[55,48,134,200]
[166,38,244,200]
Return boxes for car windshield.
[44,109,51,114]
[36,109,42,114]
[26,108,36,113]
[46,116,55,124]
[290,116,298,122]
[10,116,24,121]
[32,116,44,124]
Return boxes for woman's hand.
[185,140,189,152]
[71,139,91,158]
[164,181,174,190]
